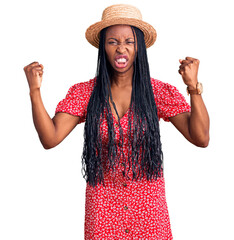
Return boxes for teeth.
[116,58,127,63]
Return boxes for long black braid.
[81,26,163,188]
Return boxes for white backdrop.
[0,0,233,239]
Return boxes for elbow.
[195,135,210,148]
[203,137,210,148]
[190,127,210,148]
[43,144,54,150]
[198,140,209,148]
[40,138,58,150]
[42,143,54,150]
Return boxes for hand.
[178,57,200,89]
[23,61,44,93]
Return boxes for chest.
[109,86,132,121]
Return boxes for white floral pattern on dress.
[55,77,191,239]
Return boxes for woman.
[23,4,209,240]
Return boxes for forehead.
[105,25,134,38]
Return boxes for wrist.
[187,80,198,90]
[186,82,203,96]
[187,85,197,90]
[30,88,41,99]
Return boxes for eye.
[126,38,135,45]
[108,41,118,45]
[126,41,135,44]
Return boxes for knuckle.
[24,65,30,69]
[29,62,39,67]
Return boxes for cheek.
[130,49,137,62]
[105,47,113,62]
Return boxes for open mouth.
[114,55,128,68]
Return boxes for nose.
[116,42,126,53]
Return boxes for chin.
[112,65,134,75]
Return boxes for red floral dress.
[55,78,191,240]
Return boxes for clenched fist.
[23,62,44,92]
[178,57,199,89]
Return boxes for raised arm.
[169,57,210,148]
[24,62,80,149]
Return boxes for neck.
[110,67,134,88]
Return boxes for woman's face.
[105,25,136,76]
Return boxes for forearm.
[30,90,56,149]
[189,94,210,147]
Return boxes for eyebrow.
[107,37,135,41]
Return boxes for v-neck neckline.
[108,86,132,123]
[111,107,130,123]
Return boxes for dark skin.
[105,25,136,120]
[23,24,209,149]
[171,57,210,147]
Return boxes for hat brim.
[85,18,157,48]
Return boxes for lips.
[114,55,129,68]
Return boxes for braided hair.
[81,26,163,188]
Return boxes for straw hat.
[85,4,157,48]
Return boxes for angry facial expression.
[105,25,137,76]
